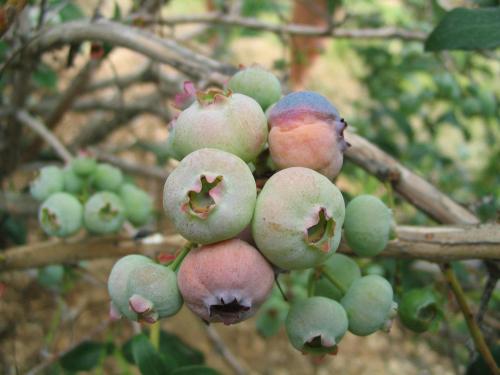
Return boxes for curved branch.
[1,225,498,272]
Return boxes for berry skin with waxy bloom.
[71,156,97,177]
[38,192,83,237]
[252,167,345,270]
[83,192,126,234]
[267,91,350,179]
[285,296,348,355]
[92,163,124,192]
[177,239,275,325]
[30,166,64,201]
[163,148,257,245]
[171,89,268,163]
[119,184,154,227]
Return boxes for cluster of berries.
[31,157,153,237]
[107,65,399,355]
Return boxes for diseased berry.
[92,163,123,192]
[30,166,64,201]
[177,239,275,325]
[344,195,392,257]
[341,275,397,336]
[285,296,348,355]
[227,65,282,110]
[71,156,97,177]
[399,288,439,333]
[314,253,361,301]
[267,91,349,179]
[171,89,268,162]
[119,184,154,227]
[63,167,84,194]
[252,167,345,270]
[163,149,257,244]
[39,192,83,237]
[83,192,125,234]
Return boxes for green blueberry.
[399,288,439,333]
[341,275,397,336]
[71,156,97,177]
[344,195,392,257]
[62,167,84,194]
[83,192,125,234]
[285,296,348,355]
[92,163,123,191]
[314,253,361,301]
[119,184,154,227]
[39,192,83,237]
[30,166,64,201]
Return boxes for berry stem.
[169,242,196,272]
[307,270,317,298]
[149,321,160,351]
[384,181,395,210]
[318,266,347,295]
[440,263,499,375]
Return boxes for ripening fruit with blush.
[171,89,268,162]
[341,275,397,336]
[39,192,83,237]
[63,168,84,194]
[92,163,123,191]
[177,239,275,325]
[163,148,257,244]
[252,167,345,270]
[83,192,125,234]
[71,156,97,177]
[119,184,154,227]
[227,65,282,110]
[285,296,348,355]
[399,288,439,333]
[344,195,392,257]
[30,166,64,201]
[267,91,350,179]
[314,253,361,301]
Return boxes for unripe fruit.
[399,288,439,333]
[108,255,182,323]
[164,149,257,244]
[119,184,154,227]
[177,239,274,325]
[344,195,392,257]
[39,192,83,237]
[341,275,397,336]
[83,192,125,234]
[227,65,282,110]
[171,90,268,162]
[63,168,84,194]
[256,294,289,338]
[71,156,97,177]
[314,253,361,301]
[92,163,123,191]
[267,92,349,179]
[285,296,348,355]
[252,167,345,270]
[30,166,64,201]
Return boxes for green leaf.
[159,330,204,367]
[59,3,85,22]
[172,365,221,375]
[130,334,177,375]
[425,7,500,51]
[32,64,58,90]
[59,341,106,371]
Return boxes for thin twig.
[16,110,73,163]
[476,264,499,325]
[204,324,247,375]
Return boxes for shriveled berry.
[341,275,397,336]
[83,192,125,234]
[119,184,154,227]
[344,195,392,257]
[39,192,83,237]
[63,167,84,194]
[252,167,345,270]
[71,156,97,177]
[399,288,439,333]
[163,148,257,244]
[285,296,348,355]
[30,166,64,201]
[267,91,349,179]
[92,163,123,191]
[314,253,361,301]
[171,89,268,162]
[227,65,282,110]
[177,239,274,325]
